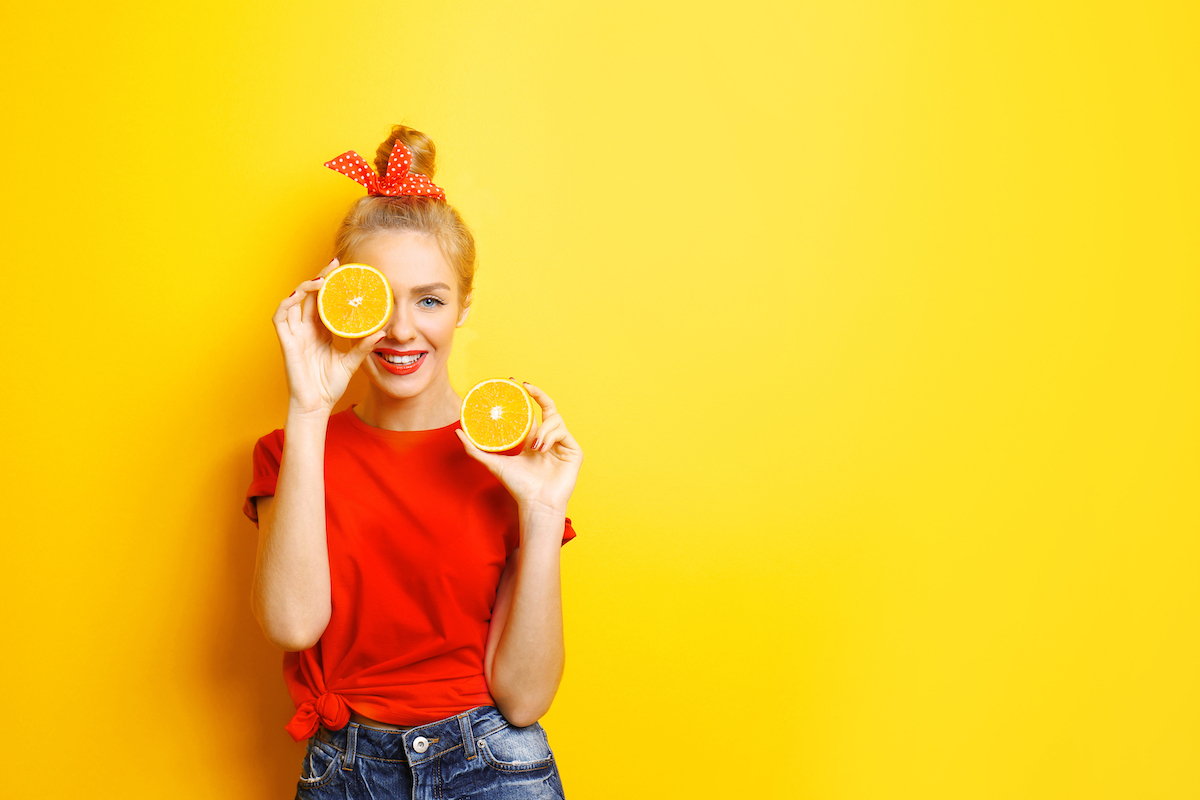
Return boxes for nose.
[385,301,415,343]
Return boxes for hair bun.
[375,125,437,179]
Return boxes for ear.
[456,294,472,327]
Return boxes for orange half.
[317,263,393,338]
[460,378,535,452]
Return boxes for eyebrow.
[408,282,452,294]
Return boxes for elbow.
[491,673,560,728]
[253,601,329,652]
[487,653,564,728]
[265,627,324,652]
[496,697,551,729]
[506,712,542,729]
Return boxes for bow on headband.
[324,142,446,200]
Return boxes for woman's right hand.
[272,258,388,417]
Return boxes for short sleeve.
[243,429,285,526]
[562,517,577,546]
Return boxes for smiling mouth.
[373,351,427,375]
[380,353,422,365]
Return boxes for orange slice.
[317,263,393,338]
[460,378,535,452]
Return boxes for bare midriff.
[349,710,414,731]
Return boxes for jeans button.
[412,736,429,754]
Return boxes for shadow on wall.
[204,384,369,794]
[206,446,306,796]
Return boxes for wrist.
[517,499,568,523]
[517,507,568,549]
[286,403,333,428]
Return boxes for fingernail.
[533,438,541,450]
[311,276,323,281]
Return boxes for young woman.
[243,125,582,800]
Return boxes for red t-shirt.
[243,407,575,741]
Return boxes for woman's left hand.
[456,382,584,515]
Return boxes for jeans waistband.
[316,705,510,767]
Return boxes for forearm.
[489,504,566,727]
[252,410,332,650]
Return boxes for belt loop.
[460,712,476,761]
[342,723,359,772]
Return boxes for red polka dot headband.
[323,143,446,200]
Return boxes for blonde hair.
[333,125,477,307]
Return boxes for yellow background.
[1,1,1196,797]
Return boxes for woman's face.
[349,231,469,400]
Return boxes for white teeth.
[381,353,422,365]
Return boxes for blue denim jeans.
[295,706,566,799]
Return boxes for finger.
[275,291,307,338]
[303,265,332,325]
[294,275,326,298]
[287,294,304,336]
[537,416,581,455]
[273,289,306,325]
[317,257,339,279]
[522,382,557,418]
[556,426,584,458]
[531,418,563,451]
[345,329,389,368]
[301,278,323,325]
[275,276,324,319]
[543,420,581,453]
[537,426,569,453]
[521,404,540,450]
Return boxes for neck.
[355,374,462,431]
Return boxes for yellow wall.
[1,2,1196,797]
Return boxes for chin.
[367,362,439,400]
[376,377,428,401]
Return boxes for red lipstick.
[373,349,427,376]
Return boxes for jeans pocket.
[477,722,555,772]
[298,738,341,788]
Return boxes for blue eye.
[419,297,445,308]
